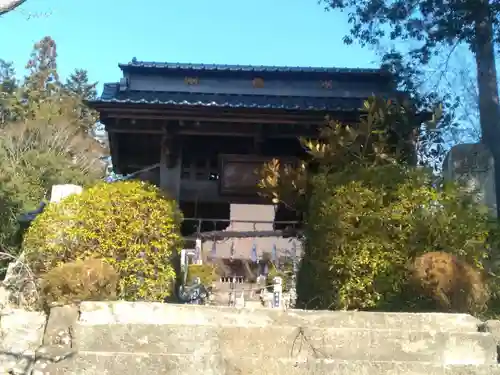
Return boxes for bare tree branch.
[0,0,27,16]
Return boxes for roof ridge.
[118,60,387,74]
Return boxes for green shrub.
[297,165,500,312]
[23,180,183,301]
[266,262,293,292]
[187,264,218,286]
[40,258,119,309]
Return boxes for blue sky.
[0,0,378,94]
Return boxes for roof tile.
[119,60,388,76]
[93,83,365,111]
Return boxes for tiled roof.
[92,83,365,111]
[119,59,388,76]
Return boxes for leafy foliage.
[0,118,103,254]
[0,59,19,124]
[380,52,461,171]
[298,165,498,311]
[320,0,500,216]
[62,68,99,133]
[266,262,293,292]
[23,180,183,302]
[64,69,97,100]
[321,0,496,61]
[259,96,438,210]
[39,258,119,310]
[259,97,500,313]
[0,37,104,271]
[187,264,218,286]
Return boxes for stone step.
[79,301,483,332]
[74,324,497,365]
[42,353,500,375]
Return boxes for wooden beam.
[179,130,258,137]
[105,112,323,125]
[94,103,330,117]
[108,128,164,134]
[98,105,330,122]
[107,127,311,139]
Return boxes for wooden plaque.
[219,154,296,196]
[219,155,267,195]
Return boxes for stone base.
[1,301,499,375]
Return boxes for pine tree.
[0,59,19,124]
[64,69,97,100]
[23,36,59,106]
[0,59,17,94]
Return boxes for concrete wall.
[1,301,500,374]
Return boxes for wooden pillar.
[159,131,182,201]
[253,124,263,154]
[160,133,169,190]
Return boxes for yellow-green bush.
[23,180,183,301]
[297,165,500,312]
[40,258,119,309]
[266,262,293,292]
[187,264,219,286]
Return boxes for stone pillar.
[443,143,496,217]
[194,238,202,265]
[50,184,83,203]
[272,276,283,308]
[289,242,298,308]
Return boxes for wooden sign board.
[219,154,296,196]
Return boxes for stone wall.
[2,301,500,374]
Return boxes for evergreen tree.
[64,69,97,100]
[23,36,59,107]
[0,59,17,94]
[0,36,105,263]
[322,0,500,216]
[63,68,99,133]
[0,59,18,124]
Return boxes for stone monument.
[442,143,496,216]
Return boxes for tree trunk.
[0,0,27,15]
[474,0,500,218]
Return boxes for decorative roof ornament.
[184,77,199,85]
[252,77,264,88]
[321,80,333,89]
